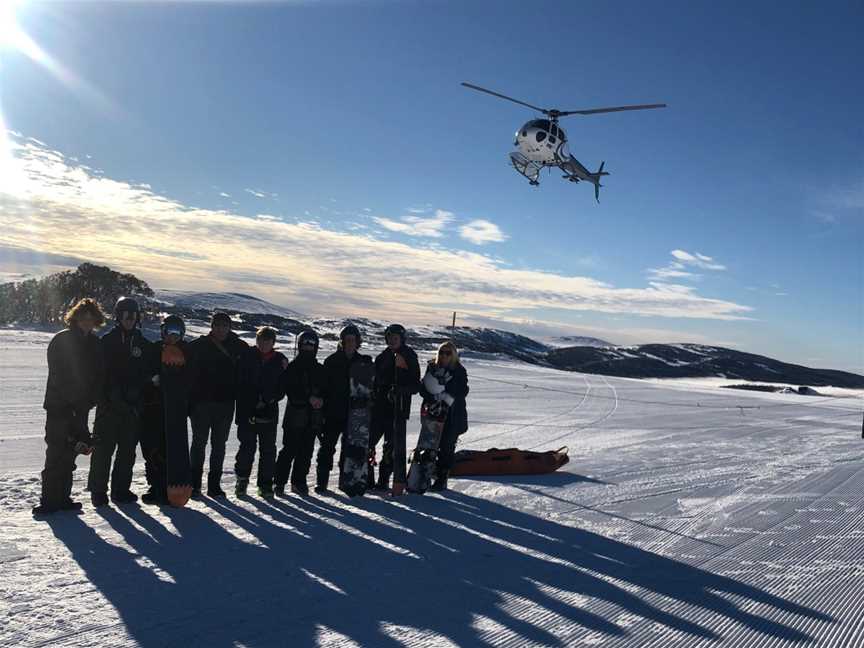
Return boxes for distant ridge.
[150,290,864,388]
[547,343,864,388]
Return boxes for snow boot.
[258,486,275,499]
[235,478,249,497]
[32,501,82,516]
[291,483,309,496]
[314,484,331,495]
[390,482,405,497]
[274,483,286,497]
[91,492,110,508]
[430,469,449,492]
[207,473,226,498]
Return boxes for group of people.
[33,297,470,515]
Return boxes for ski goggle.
[164,326,183,336]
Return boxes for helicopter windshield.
[526,119,552,131]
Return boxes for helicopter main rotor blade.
[461,82,547,113]
[558,103,667,116]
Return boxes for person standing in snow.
[87,297,151,507]
[418,340,469,491]
[317,324,372,493]
[34,298,106,516]
[234,326,287,498]
[274,329,326,495]
[370,324,420,496]
[189,312,248,498]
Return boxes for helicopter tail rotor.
[593,162,609,202]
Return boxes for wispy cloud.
[373,209,454,238]
[459,219,508,245]
[647,249,727,281]
[245,188,267,199]
[670,250,726,271]
[0,134,754,323]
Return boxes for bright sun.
[0,1,25,51]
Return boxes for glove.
[161,344,186,367]
[440,393,455,407]
[151,375,160,387]
[74,441,93,456]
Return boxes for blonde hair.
[64,298,105,328]
[436,340,459,368]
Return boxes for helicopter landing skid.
[509,152,542,186]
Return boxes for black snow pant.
[87,404,139,497]
[234,420,277,489]
[275,407,321,488]
[40,413,83,508]
[190,400,234,491]
[139,403,167,496]
[316,416,344,488]
[436,420,460,474]
[372,408,407,487]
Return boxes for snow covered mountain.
[547,335,615,348]
[152,290,305,319]
[547,343,864,388]
[146,291,864,388]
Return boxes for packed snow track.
[1,332,863,647]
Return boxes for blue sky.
[0,0,861,372]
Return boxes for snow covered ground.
[1,329,863,647]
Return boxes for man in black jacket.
[316,324,370,493]
[87,297,151,507]
[35,298,105,516]
[370,324,420,496]
[189,312,248,497]
[234,327,287,498]
[274,329,326,495]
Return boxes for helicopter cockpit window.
[535,131,547,143]
[527,119,551,131]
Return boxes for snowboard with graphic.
[406,365,450,494]
[338,359,375,497]
[161,343,193,507]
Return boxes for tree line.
[0,263,154,324]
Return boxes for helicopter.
[462,82,667,201]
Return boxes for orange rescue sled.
[450,446,569,477]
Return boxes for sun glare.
[0,1,25,51]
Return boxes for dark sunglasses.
[439,349,452,356]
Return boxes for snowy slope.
[153,290,306,319]
[2,329,864,647]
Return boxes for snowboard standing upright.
[161,344,193,507]
[406,365,450,494]
[338,361,375,496]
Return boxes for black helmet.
[114,297,140,324]
[384,323,406,343]
[296,329,319,356]
[160,314,185,340]
[339,324,362,347]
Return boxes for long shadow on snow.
[47,488,832,647]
